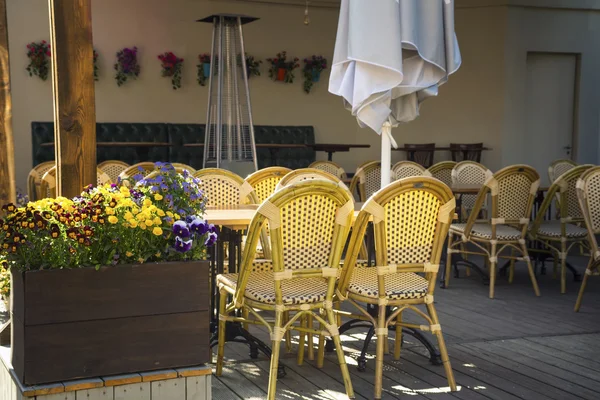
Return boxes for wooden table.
[393,146,491,152]
[308,143,371,161]
[41,141,172,147]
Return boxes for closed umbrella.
[329,0,461,186]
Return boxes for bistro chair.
[336,176,457,399]
[349,161,384,202]
[450,143,484,163]
[215,180,355,400]
[548,159,577,184]
[40,167,112,199]
[428,161,456,187]
[98,160,130,183]
[392,160,430,179]
[404,143,435,168]
[27,161,55,201]
[170,162,197,174]
[446,165,541,299]
[574,166,600,312]
[452,161,492,221]
[118,162,156,181]
[276,168,348,192]
[529,165,592,293]
[309,160,348,180]
[193,168,257,208]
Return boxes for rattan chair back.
[462,165,539,240]
[276,168,345,192]
[27,161,55,201]
[452,161,492,218]
[577,166,600,239]
[193,168,257,207]
[349,161,383,201]
[40,167,112,199]
[245,167,292,202]
[118,162,156,181]
[98,160,130,183]
[309,161,347,180]
[171,163,197,174]
[427,161,456,187]
[548,159,577,183]
[392,161,429,180]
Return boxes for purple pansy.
[190,218,209,235]
[205,232,217,247]
[175,236,193,253]
[173,220,190,238]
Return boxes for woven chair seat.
[217,272,328,305]
[348,267,428,300]
[450,223,523,240]
[531,221,588,239]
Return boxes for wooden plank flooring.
[213,255,600,399]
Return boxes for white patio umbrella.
[329,0,461,187]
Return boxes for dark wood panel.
[18,311,209,385]
[17,261,209,325]
[49,0,96,198]
[0,0,15,204]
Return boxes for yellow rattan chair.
[245,167,292,203]
[451,160,493,221]
[215,180,355,400]
[446,165,541,298]
[428,161,456,187]
[309,161,348,180]
[27,161,55,201]
[171,163,197,174]
[337,176,457,399]
[529,165,592,294]
[98,160,130,183]
[392,160,430,180]
[118,162,157,181]
[349,161,384,202]
[275,168,347,191]
[548,159,577,184]
[40,167,112,199]
[574,166,600,311]
[193,168,257,207]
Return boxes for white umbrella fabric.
[329,0,461,186]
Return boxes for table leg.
[327,151,333,161]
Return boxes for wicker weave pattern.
[309,161,347,180]
[193,169,252,207]
[98,160,130,183]
[281,195,336,269]
[392,161,427,179]
[497,173,532,220]
[428,162,456,187]
[244,167,292,203]
[535,222,587,238]
[348,268,428,300]
[549,159,577,183]
[452,161,490,212]
[364,166,382,199]
[118,162,156,180]
[276,168,344,192]
[386,190,440,264]
[566,178,583,219]
[582,170,600,232]
[27,161,55,200]
[451,223,522,240]
[40,167,112,198]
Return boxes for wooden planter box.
[10,261,210,386]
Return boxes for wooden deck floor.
[213,255,600,399]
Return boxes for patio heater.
[199,14,259,176]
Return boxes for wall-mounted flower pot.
[312,69,321,82]
[203,63,211,77]
[276,68,286,81]
[11,261,210,385]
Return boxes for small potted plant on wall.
[25,40,51,81]
[302,55,327,94]
[158,51,184,89]
[1,162,216,385]
[197,53,211,86]
[245,53,261,78]
[267,51,299,83]
[114,46,140,86]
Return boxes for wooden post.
[0,0,16,205]
[49,0,96,198]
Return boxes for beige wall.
[6,0,600,190]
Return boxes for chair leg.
[326,308,355,399]
[575,258,594,312]
[316,309,326,368]
[242,308,249,331]
[489,242,497,299]
[307,314,314,361]
[445,233,453,288]
[521,242,541,297]
[394,312,403,360]
[267,310,284,400]
[426,302,457,391]
[216,288,228,376]
[508,248,515,284]
[297,315,306,366]
[560,240,567,294]
[284,311,292,353]
[374,305,386,400]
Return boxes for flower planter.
[10,261,210,385]
[203,63,211,78]
[312,69,321,82]
[276,68,287,82]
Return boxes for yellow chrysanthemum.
[157,209,165,217]
[153,217,162,226]
[129,219,138,228]
[137,257,144,264]
[139,223,147,230]
[174,214,181,220]
[126,251,133,257]
[154,194,163,201]
[136,213,146,222]
[155,251,161,257]
[105,207,115,215]
[145,219,154,227]
[166,211,174,217]
[131,207,140,215]
[152,227,163,236]
[120,186,131,197]
[108,216,118,224]
[143,199,152,207]
[124,212,133,221]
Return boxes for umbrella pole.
[381,122,392,187]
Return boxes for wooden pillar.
[49,0,96,198]
[0,0,16,205]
